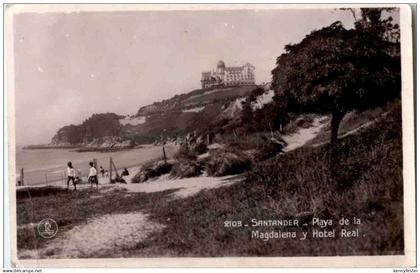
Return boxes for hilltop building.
[201,60,255,89]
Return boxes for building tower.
[217,60,225,75]
[215,60,226,85]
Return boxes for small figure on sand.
[66,162,77,190]
[100,166,105,177]
[88,162,98,188]
[121,168,129,177]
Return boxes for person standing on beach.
[88,162,98,188]
[66,162,77,190]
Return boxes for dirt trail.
[282,116,329,152]
[20,212,163,259]
[120,174,240,199]
[19,173,241,259]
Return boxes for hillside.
[49,85,259,148]
[50,113,125,146]
[142,100,404,256]
[136,85,257,116]
[18,99,404,258]
[126,85,260,143]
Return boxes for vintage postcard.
[5,3,415,268]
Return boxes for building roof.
[225,66,243,71]
[243,63,255,69]
[217,60,226,69]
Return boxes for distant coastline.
[23,144,82,150]
[74,146,141,153]
[23,144,140,153]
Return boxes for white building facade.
[201,60,255,89]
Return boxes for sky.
[13,8,359,145]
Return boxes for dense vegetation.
[51,113,124,145]
[271,8,400,143]
[145,100,403,256]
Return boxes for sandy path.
[48,175,238,258]
[310,118,378,148]
[339,120,375,138]
[282,116,328,152]
[121,174,241,199]
[21,213,163,259]
[18,171,241,259]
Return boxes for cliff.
[50,85,260,148]
[50,113,125,147]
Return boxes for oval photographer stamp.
[37,218,58,239]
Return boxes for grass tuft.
[170,160,203,178]
[205,148,251,176]
[132,160,173,183]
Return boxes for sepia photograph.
[5,3,415,268]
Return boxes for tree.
[341,8,400,43]
[272,19,400,143]
[239,87,265,133]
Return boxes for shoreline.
[23,145,82,150]
[23,145,144,153]
[16,144,177,186]
[73,145,145,153]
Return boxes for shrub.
[192,142,208,154]
[254,136,285,162]
[205,149,251,176]
[222,132,280,152]
[174,145,198,161]
[170,160,203,178]
[131,160,173,183]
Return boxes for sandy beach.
[15,144,177,186]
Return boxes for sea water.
[14,145,175,186]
